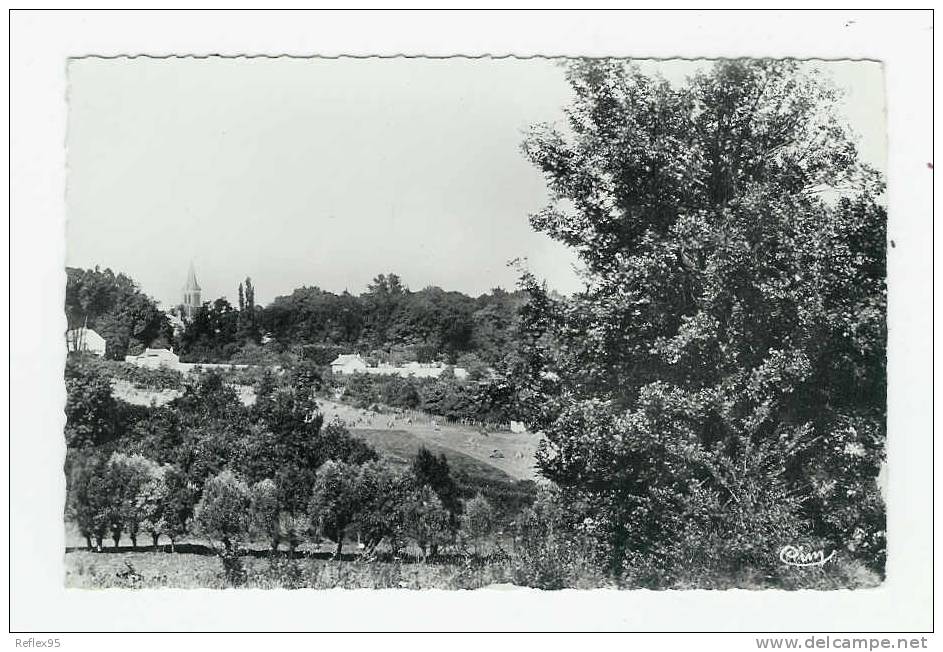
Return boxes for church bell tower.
[182,262,202,319]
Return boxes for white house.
[330,354,369,375]
[65,327,107,357]
[125,348,181,370]
[329,353,467,379]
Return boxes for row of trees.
[67,452,192,551]
[196,460,497,561]
[259,278,526,365]
[66,262,528,369]
[67,445,500,562]
[65,354,513,562]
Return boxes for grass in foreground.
[65,550,514,590]
[65,548,881,591]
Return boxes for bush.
[460,494,496,556]
[511,488,609,590]
[399,485,452,560]
[618,476,811,588]
[64,362,118,447]
[111,363,184,391]
[66,355,184,391]
[258,558,305,589]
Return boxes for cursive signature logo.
[779,545,836,567]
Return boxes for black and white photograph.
[8,8,934,637]
[60,53,889,591]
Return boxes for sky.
[65,58,886,307]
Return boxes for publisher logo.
[779,545,836,567]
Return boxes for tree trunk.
[170,538,176,553]
[271,539,279,554]
[94,536,103,552]
[152,533,159,551]
[334,528,344,560]
[112,532,120,548]
[84,535,92,551]
[130,534,137,550]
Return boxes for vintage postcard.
[9,8,934,637]
[61,54,888,591]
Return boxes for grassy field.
[318,399,542,482]
[65,550,514,590]
[346,428,538,519]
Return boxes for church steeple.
[182,261,202,319]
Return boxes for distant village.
[66,263,468,380]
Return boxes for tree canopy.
[65,266,171,359]
[520,60,887,579]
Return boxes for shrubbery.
[65,367,533,586]
[337,372,514,425]
[66,354,184,391]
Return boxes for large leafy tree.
[178,298,241,362]
[65,266,170,359]
[309,460,362,560]
[363,273,408,346]
[194,470,251,553]
[521,60,886,580]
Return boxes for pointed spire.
[184,261,201,292]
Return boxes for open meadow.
[317,399,541,482]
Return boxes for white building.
[65,327,107,357]
[330,354,369,375]
[329,353,467,380]
[125,348,180,370]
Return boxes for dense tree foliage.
[339,371,513,425]
[519,60,887,580]
[65,267,171,359]
[61,60,889,590]
[67,264,527,370]
[194,470,251,553]
[64,362,119,448]
[260,276,526,365]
